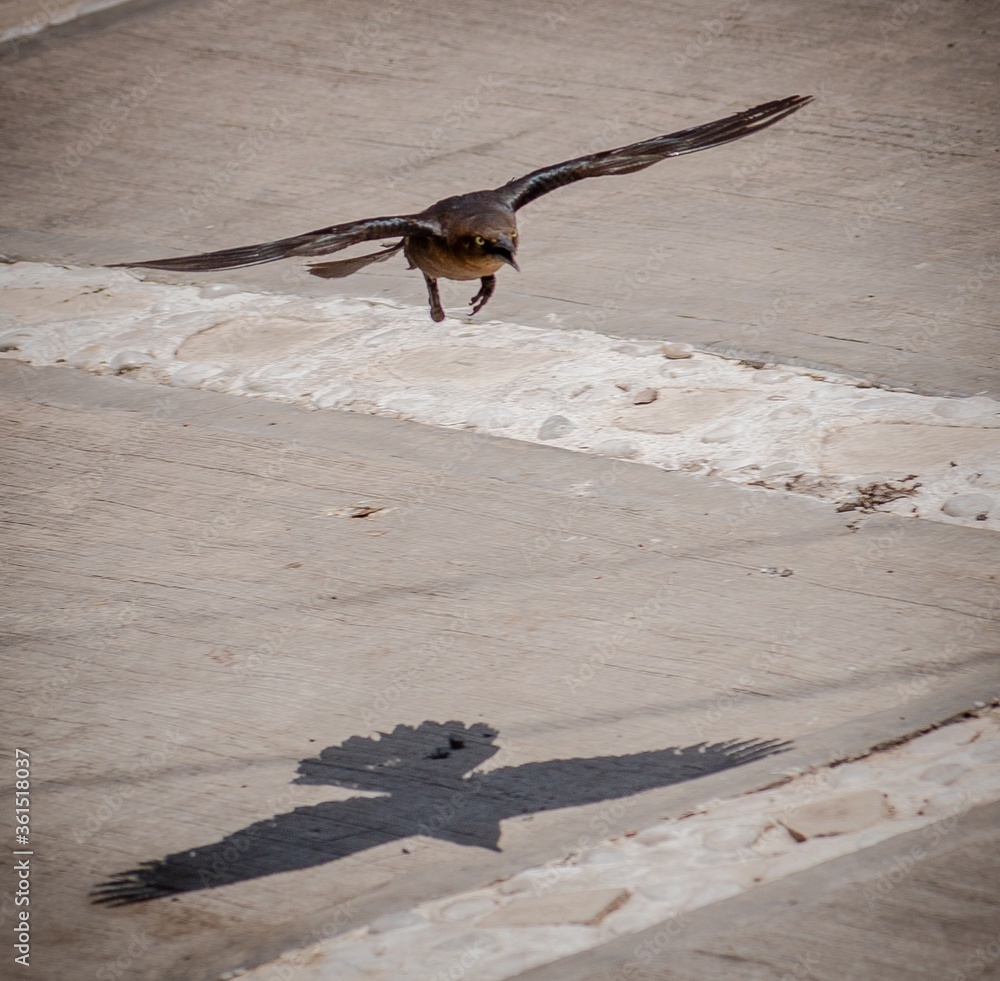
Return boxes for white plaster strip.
[2,262,998,529]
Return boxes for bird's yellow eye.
[474,236,486,246]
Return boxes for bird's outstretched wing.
[494,95,812,212]
[112,215,438,273]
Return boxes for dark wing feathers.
[113,216,435,273]
[112,97,811,276]
[495,95,812,211]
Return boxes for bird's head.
[465,225,519,271]
[448,204,520,271]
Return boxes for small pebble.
[661,342,694,359]
[110,350,154,373]
[538,414,575,440]
[940,493,993,519]
[632,388,658,405]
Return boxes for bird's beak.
[492,234,519,271]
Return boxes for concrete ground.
[1,1,998,979]
[517,796,1000,981]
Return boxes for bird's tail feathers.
[308,241,405,279]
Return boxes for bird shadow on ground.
[92,721,789,906]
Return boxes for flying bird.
[113,95,812,323]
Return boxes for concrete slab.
[2,362,998,979]
[1,0,997,395]
[514,798,1000,981]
